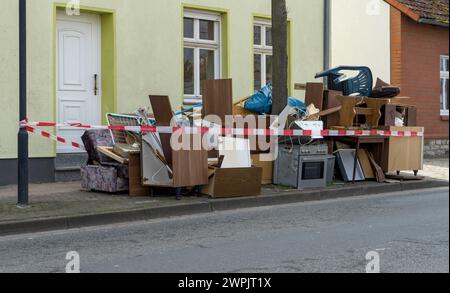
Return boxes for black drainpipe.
[324,0,331,71]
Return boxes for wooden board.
[367,151,386,183]
[336,96,363,128]
[358,149,375,179]
[172,148,209,188]
[305,82,324,110]
[201,167,262,198]
[97,146,128,164]
[294,83,307,91]
[128,153,151,196]
[202,79,233,125]
[251,154,274,185]
[113,143,140,159]
[323,90,342,128]
[149,95,174,168]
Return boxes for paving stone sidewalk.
[0,159,447,230]
[421,158,449,181]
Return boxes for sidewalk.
[0,159,447,236]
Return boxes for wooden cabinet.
[381,127,424,173]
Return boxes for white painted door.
[56,12,101,153]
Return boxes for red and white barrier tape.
[22,121,424,138]
[22,121,424,151]
[26,126,85,150]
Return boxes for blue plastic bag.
[245,84,307,114]
[287,97,306,111]
[244,84,273,114]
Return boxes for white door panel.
[56,12,101,153]
[58,30,87,91]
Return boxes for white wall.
[330,0,391,82]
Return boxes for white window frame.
[183,10,222,104]
[441,55,449,116]
[253,19,273,92]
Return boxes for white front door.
[56,12,101,153]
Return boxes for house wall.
[330,0,391,82]
[390,11,449,140]
[0,0,325,162]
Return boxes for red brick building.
[386,0,449,151]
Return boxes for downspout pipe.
[324,0,331,71]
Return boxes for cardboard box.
[251,154,274,185]
[201,167,262,198]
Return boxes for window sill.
[440,115,449,121]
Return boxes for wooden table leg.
[352,141,360,183]
[175,187,182,200]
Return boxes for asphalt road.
[0,187,448,273]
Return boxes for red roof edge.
[384,0,421,22]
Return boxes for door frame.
[53,3,117,155]
[56,11,101,153]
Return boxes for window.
[253,20,273,92]
[184,10,221,104]
[441,55,449,116]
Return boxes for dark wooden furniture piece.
[380,104,417,127]
[202,79,233,124]
[322,90,343,128]
[128,153,152,196]
[329,136,388,183]
[147,95,209,199]
[305,82,325,110]
[149,95,175,168]
[202,79,233,158]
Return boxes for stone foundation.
[424,139,449,158]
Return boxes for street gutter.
[0,179,447,237]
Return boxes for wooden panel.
[172,148,209,188]
[382,127,424,172]
[294,83,307,91]
[129,153,151,196]
[202,79,233,125]
[305,82,324,110]
[113,143,140,159]
[364,98,389,127]
[251,154,274,184]
[202,167,262,198]
[336,96,362,127]
[149,95,174,168]
[323,90,342,128]
[97,146,127,164]
[355,108,376,116]
[380,104,397,126]
[358,149,375,179]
